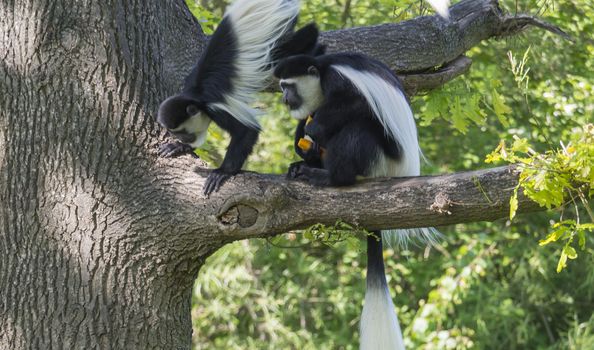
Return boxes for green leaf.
[464,94,487,125]
[421,92,447,126]
[511,138,530,153]
[345,236,361,251]
[553,220,577,228]
[492,89,512,127]
[450,96,469,133]
[577,223,594,230]
[564,245,578,260]
[509,189,519,221]
[539,226,567,246]
[578,230,586,249]
[303,230,313,240]
[556,250,568,273]
[485,140,505,164]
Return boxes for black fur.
[157,95,207,130]
[366,232,388,289]
[272,23,326,61]
[157,19,321,195]
[274,53,404,186]
[184,17,238,103]
[277,53,417,347]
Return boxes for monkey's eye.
[186,104,200,117]
[279,81,294,91]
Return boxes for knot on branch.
[218,205,259,228]
[430,193,453,215]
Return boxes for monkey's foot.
[204,169,232,196]
[158,142,198,158]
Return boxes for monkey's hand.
[287,162,331,186]
[287,161,309,180]
[158,142,199,159]
[297,140,322,161]
[204,169,232,196]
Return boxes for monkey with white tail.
[157,0,321,195]
[274,52,439,349]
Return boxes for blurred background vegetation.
[186,0,594,348]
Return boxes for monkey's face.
[275,55,324,120]
[279,73,323,120]
[157,95,211,148]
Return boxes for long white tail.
[332,65,420,177]
[361,234,405,350]
[427,0,450,19]
[382,228,442,250]
[211,0,301,129]
[332,64,440,247]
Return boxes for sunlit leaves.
[302,221,368,248]
[420,77,512,134]
[508,47,532,91]
[487,124,594,271]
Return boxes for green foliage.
[487,125,594,272]
[186,0,594,349]
[186,0,220,34]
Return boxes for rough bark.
[197,165,543,240]
[0,1,209,349]
[0,0,563,348]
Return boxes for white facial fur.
[280,76,324,120]
[171,111,212,148]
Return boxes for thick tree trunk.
[0,0,564,348]
[0,1,210,348]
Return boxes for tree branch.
[498,14,573,42]
[155,0,569,244]
[398,55,472,95]
[169,164,544,242]
[169,0,569,96]
[317,0,570,92]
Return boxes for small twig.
[578,192,594,222]
[538,307,556,343]
[472,176,494,205]
[500,15,574,42]
[340,0,352,28]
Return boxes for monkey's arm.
[294,119,323,167]
[287,118,323,181]
[205,111,259,195]
[305,93,365,144]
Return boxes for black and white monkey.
[274,53,438,349]
[157,0,321,195]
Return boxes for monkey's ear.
[307,65,319,77]
[186,104,200,117]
